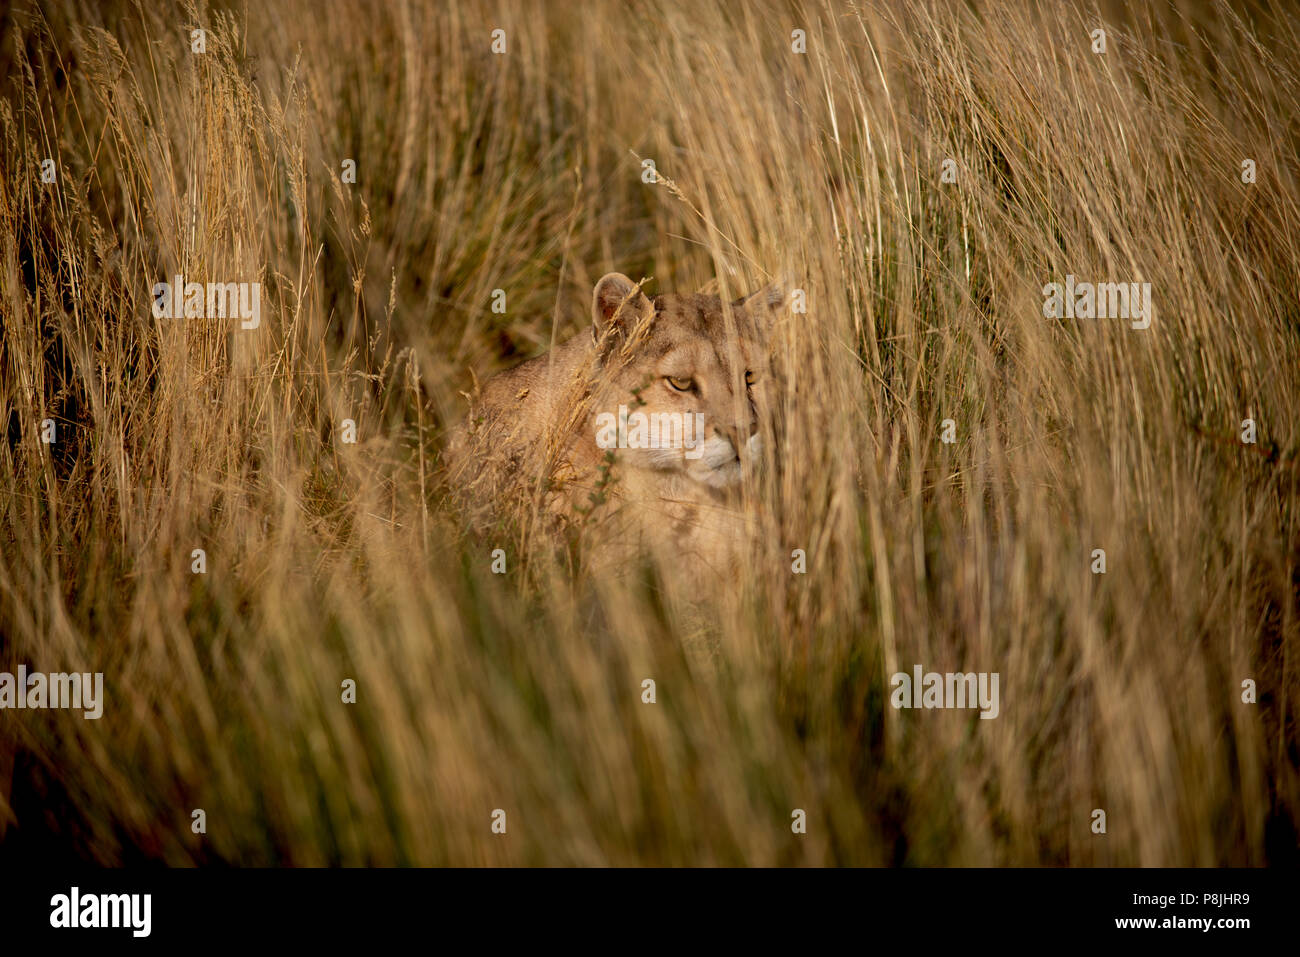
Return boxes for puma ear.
[592,272,653,339]
[736,279,789,312]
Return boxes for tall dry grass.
[0,0,1297,865]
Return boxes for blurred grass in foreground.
[0,0,1297,864]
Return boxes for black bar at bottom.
[0,867,1280,944]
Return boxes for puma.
[450,271,785,581]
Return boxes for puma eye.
[744,369,756,386]
[666,376,693,392]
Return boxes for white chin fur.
[691,433,760,489]
[625,433,758,490]
[699,460,743,488]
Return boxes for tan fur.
[452,272,785,582]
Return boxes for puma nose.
[724,419,757,457]
[740,404,759,444]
